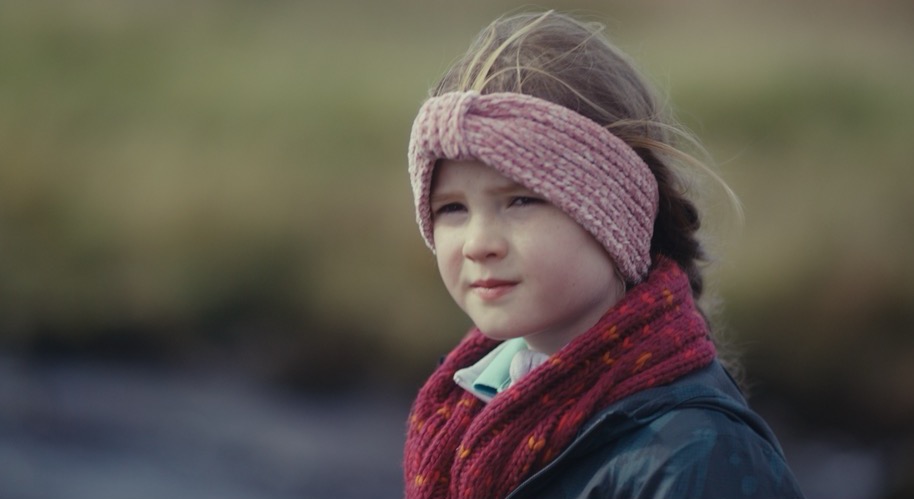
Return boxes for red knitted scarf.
[403,257,716,499]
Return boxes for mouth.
[469,279,518,300]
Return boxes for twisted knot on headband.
[408,91,659,283]
[426,91,478,159]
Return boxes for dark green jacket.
[507,361,806,498]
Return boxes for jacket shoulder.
[590,406,804,498]
[509,362,806,499]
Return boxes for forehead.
[431,159,520,192]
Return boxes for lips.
[470,279,518,300]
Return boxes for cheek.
[433,229,462,281]
[529,245,595,295]
[523,221,616,288]
[516,218,585,265]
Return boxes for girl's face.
[431,160,625,354]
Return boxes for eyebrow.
[488,182,531,195]
[428,191,457,206]
[430,182,532,204]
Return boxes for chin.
[476,326,525,342]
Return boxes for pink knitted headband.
[408,91,659,283]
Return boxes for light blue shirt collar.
[453,338,549,402]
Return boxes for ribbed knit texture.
[408,91,659,283]
[403,257,715,499]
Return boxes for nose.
[462,214,508,261]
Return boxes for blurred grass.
[1,0,913,433]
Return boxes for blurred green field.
[1,0,913,451]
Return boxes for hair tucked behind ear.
[431,10,743,368]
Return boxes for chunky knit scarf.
[403,257,716,499]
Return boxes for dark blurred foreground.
[0,355,408,499]
[0,353,907,499]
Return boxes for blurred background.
[1,0,912,497]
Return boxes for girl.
[403,11,805,499]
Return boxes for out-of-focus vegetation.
[2,0,913,492]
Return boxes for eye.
[509,196,545,207]
[433,202,466,217]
